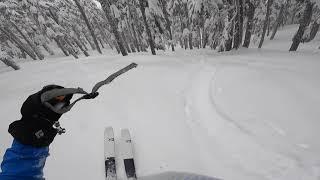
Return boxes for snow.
[1,26,320,180]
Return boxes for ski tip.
[105,126,114,136]
[130,62,138,68]
[121,128,131,139]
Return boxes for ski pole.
[41,63,138,114]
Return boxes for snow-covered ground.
[0,26,320,180]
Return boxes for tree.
[234,0,244,49]
[270,0,288,40]
[97,0,128,56]
[74,0,102,54]
[159,0,175,51]
[243,0,255,48]
[258,0,273,48]
[225,0,234,51]
[303,4,320,42]
[0,26,37,60]
[303,21,319,42]
[289,0,314,51]
[138,0,156,55]
[10,22,44,60]
[0,34,20,70]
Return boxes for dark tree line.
[0,0,319,70]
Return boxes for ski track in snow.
[182,62,320,180]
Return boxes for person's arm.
[0,85,73,180]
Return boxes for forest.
[0,0,319,70]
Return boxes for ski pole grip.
[82,92,99,99]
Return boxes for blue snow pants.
[0,139,49,180]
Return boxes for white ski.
[121,128,137,180]
[104,127,117,180]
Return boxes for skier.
[0,77,220,180]
[0,63,137,180]
[0,85,73,180]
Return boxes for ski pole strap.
[41,88,90,114]
[42,91,100,114]
[91,63,138,93]
[41,88,88,102]
[41,63,138,114]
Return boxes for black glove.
[8,85,73,147]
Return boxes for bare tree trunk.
[63,37,79,59]
[84,32,96,50]
[98,0,128,56]
[74,38,89,56]
[184,37,188,49]
[103,34,114,50]
[121,31,131,53]
[11,22,44,60]
[20,50,27,59]
[54,37,69,56]
[74,0,102,54]
[136,26,148,51]
[127,0,142,52]
[303,21,319,42]
[270,3,286,40]
[202,30,208,48]
[92,18,111,49]
[138,0,156,55]
[73,27,88,51]
[267,16,271,36]
[184,2,193,50]
[258,0,273,48]
[125,28,137,53]
[159,0,175,51]
[290,1,314,51]
[188,32,193,49]
[0,26,37,60]
[291,4,299,24]
[113,40,121,53]
[129,20,141,52]
[234,0,244,49]
[239,0,244,43]
[234,0,241,49]
[243,0,255,48]
[225,23,233,51]
[129,22,140,52]
[43,44,55,55]
[197,28,201,48]
[225,0,234,51]
[99,38,105,48]
[0,57,20,70]
[179,15,184,49]
[153,15,164,34]
[179,38,184,48]
[122,19,136,53]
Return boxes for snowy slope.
[0,26,320,180]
